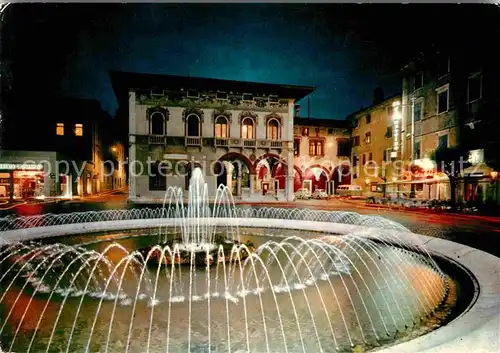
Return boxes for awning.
[461,163,493,177]
[383,173,449,185]
[364,177,386,184]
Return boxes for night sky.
[2,3,499,119]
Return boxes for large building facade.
[110,71,315,201]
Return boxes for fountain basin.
[1,216,497,353]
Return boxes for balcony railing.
[270,140,283,148]
[212,138,285,149]
[185,136,202,146]
[215,138,229,147]
[140,134,287,149]
[243,139,256,148]
[148,135,166,145]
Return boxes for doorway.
[303,179,312,193]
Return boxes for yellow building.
[346,94,401,195]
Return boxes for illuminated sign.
[392,101,401,152]
[467,149,484,165]
[0,163,44,170]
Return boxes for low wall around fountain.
[1,218,499,353]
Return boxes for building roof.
[293,117,351,129]
[344,92,401,121]
[109,70,316,102]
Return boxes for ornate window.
[183,107,204,137]
[267,118,280,140]
[148,107,169,135]
[241,117,255,139]
[215,116,228,138]
[150,112,166,135]
[309,140,324,157]
[186,114,201,136]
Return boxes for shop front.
[0,150,76,200]
[459,162,498,205]
[0,163,46,200]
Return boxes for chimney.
[373,87,384,105]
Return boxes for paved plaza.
[1,192,499,258]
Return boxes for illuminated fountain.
[0,168,485,353]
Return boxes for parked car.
[312,189,328,199]
[295,188,312,200]
[336,184,362,198]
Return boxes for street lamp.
[111,146,117,152]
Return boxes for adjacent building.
[109,71,315,202]
[293,117,351,194]
[0,96,121,200]
[346,91,401,195]
[400,40,500,204]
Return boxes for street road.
[1,192,499,257]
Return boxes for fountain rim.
[0,217,498,353]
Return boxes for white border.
[1,218,499,353]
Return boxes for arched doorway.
[294,169,302,192]
[273,163,287,190]
[254,153,287,195]
[331,164,351,192]
[303,166,330,193]
[274,164,303,193]
[216,153,253,198]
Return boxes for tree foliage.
[429,146,470,178]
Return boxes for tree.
[429,146,470,209]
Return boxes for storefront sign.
[467,149,484,165]
[0,163,44,171]
[164,154,188,160]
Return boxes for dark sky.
[2,3,499,119]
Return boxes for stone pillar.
[286,100,295,201]
[237,177,242,198]
[128,91,137,199]
[237,168,242,198]
[249,174,256,196]
[9,171,14,202]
